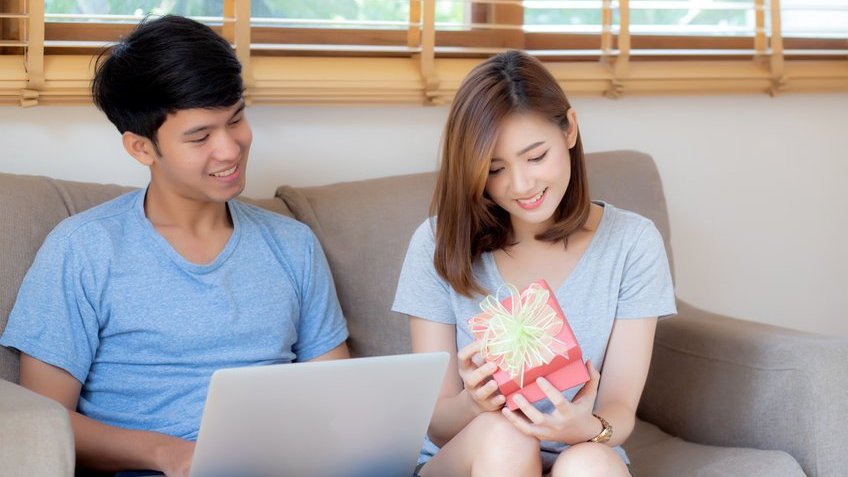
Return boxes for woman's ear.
[122,131,158,167]
[565,108,579,149]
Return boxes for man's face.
[149,100,252,204]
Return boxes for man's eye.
[230,117,242,125]
[191,135,209,144]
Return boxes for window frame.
[1,0,847,106]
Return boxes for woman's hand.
[457,341,505,412]
[501,360,603,444]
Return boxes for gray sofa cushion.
[585,150,674,277]
[0,379,74,476]
[278,172,436,358]
[641,300,848,476]
[626,419,804,476]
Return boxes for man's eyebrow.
[182,124,210,137]
[230,100,246,119]
[182,101,246,137]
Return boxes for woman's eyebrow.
[517,141,544,156]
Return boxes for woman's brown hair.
[431,50,590,297]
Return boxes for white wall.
[1,93,846,337]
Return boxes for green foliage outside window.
[44,0,464,25]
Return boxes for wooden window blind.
[1,0,846,106]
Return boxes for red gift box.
[468,279,589,411]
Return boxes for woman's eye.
[529,151,548,162]
[488,167,504,175]
[229,117,242,125]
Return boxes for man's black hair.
[92,15,244,149]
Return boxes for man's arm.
[19,354,194,476]
[306,342,350,362]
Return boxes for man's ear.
[565,108,579,149]
[122,132,158,166]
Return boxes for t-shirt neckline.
[483,201,611,295]
[133,187,242,274]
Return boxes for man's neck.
[143,183,232,235]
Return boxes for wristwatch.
[588,413,613,444]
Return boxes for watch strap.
[588,413,613,444]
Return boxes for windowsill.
[1,55,846,107]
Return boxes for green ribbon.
[470,283,569,388]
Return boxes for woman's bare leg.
[419,412,542,477]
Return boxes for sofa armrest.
[0,379,74,476]
[637,299,847,477]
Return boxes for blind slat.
[1,0,845,105]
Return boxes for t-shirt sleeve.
[615,221,677,320]
[391,220,456,324]
[0,231,99,383]
[292,230,349,362]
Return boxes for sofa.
[1,150,845,477]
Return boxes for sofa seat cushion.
[0,380,74,477]
[625,419,804,476]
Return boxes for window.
[2,0,846,106]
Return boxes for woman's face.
[484,110,578,237]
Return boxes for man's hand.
[155,437,195,477]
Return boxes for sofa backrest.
[1,150,672,377]
[278,173,438,358]
[0,173,293,383]
[278,150,673,358]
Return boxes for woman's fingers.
[512,393,547,424]
[501,407,539,437]
[470,377,494,399]
[536,377,568,408]
[456,340,482,364]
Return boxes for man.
[0,15,349,477]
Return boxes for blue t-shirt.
[1,188,348,440]
[392,202,676,468]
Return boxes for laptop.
[187,352,449,477]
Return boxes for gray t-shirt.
[392,202,676,468]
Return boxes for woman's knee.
[419,412,541,477]
[550,443,628,477]
[467,412,540,459]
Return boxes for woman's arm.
[592,317,658,446]
[409,317,503,447]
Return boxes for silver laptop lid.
[190,352,449,477]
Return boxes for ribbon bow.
[470,283,569,388]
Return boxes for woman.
[393,50,676,477]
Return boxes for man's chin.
[221,179,246,201]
